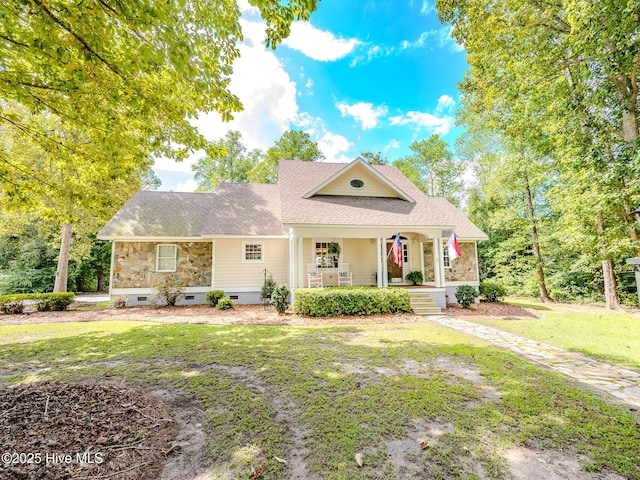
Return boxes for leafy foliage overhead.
[0,0,319,162]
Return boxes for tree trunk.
[596,217,621,310]
[97,270,105,292]
[75,276,84,293]
[53,223,73,293]
[602,259,621,311]
[523,171,551,302]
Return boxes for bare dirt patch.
[0,382,180,480]
[504,446,626,480]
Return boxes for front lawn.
[1,319,639,479]
[472,299,640,371]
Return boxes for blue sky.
[154,0,467,191]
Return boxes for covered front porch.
[287,227,479,308]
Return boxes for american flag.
[392,234,402,268]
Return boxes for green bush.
[205,289,225,307]
[260,276,276,300]
[36,292,76,311]
[479,282,507,303]
[152,280,184,306]
[217,296,235,310]
[271,284,290,314]
[455,285,478,309]
[293,287,411,317]
[405,271,424,285]
[0,292,75,314]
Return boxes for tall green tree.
[458,128,554,301]
[249,130,325,183]
[192,131,261,191]
[438,0,640,309]
[360,151,388,165]
[393,134,465,206]
[0,0,320,291]
[0,104,157,291]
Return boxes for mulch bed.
[445,301,539,319]
[0,383,178,480]
[0,301,539,327]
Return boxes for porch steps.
[407,290,442,315]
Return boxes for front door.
[386,240,407,283]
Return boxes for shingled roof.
[278,160,487,239]
[98,183,285,238]
[98,159,487,240]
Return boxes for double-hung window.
[314,241,338,269]
[243,242,264,263]
[157,244,177,272]
[442,245,451,268]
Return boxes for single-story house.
[98,158,488,308]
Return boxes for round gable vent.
[350,178,365,189]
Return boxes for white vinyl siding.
[313,163,400,198]
[215,238,288,288]
[342,238,377,286]
[156,244,177,272]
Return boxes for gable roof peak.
[301,157,415,202]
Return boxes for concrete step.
[408,290,442,315]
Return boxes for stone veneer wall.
[444,242,478,282]
[113,242,212,288]
[422,241,436,282]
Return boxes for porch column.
[435,237,445,287]
[376,237,383,287]
[381,237,389,287]
[297,236,304,289]
[289,231,296,289]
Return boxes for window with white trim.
[314,241,339,269]
[157,244,177,272]
[242,241,264,263]
[442,246,451,268]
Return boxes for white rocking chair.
[338,263,352,286]
[307,263,323,288]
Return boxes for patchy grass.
[472,299,640,371]
[1,320,639,479]
[73,300,112,310]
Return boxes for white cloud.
[154,19,301,186]
[154,154,199,174]
[190,19,299,152]
[283,22,360,61]
[400,26,464,52]
[420,1,436,15]
[436,95,456,113]
[318,132,353,163]
[305,77,314,95]
[384,139,401,152]
[389,111,454,136]
[336,101,388,130]
[174,178,198,192]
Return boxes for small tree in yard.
[260,275,276,301]
[271,285,290,314]
[152,280,184,306]
[455,285,478,309]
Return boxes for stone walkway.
[428,315,640,409]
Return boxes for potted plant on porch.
[327,241,342,259]
[405,271,424,285]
